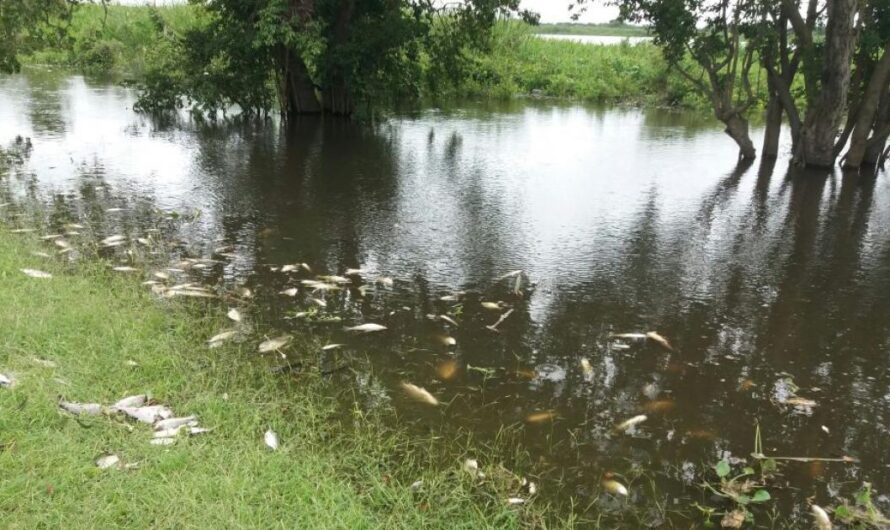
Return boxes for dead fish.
[101,235,126,247]
[496,270,523,281]
[462,458,481,477]
[113,266,139,273]
[153,271,170,281]
[106,208,125,213]
[439,294,461,302]
[111,394,147,410]
[21,269,52,279]
[10,228,36,233]
[0,373,13,387]
[438,315,459,327]
[344,268,365,276]
[281,264,298,273]
[166,289,216,299]
[41,234,63,241]
[486,308,514,332]
[811,505,832,530]
[401,382,439,406]
[580,358,593,375]
[321,343,344,351]
[31,251,52,258]
[602,479,628,496]
[345,323,387,333]
[54,239,71,250]
[506,497,525,505]
[611,332,647,340]
[436,360,459,381]
[611,342,631,351]
[258,336,292,353]
[376,277,394,288]
[59,400,104,416]
[310,298,327,308]
[235,287,252,299]
[642,399,675,414]
[436,335,457,347]
[96,454,120,469]
[615,415,647,433]
[137,237,152,246]
[646,331,673,351]
[227,308,242,322]
[264,429,279,450]
[150,437,176,446]
[208,330,238,347]
[119,405,173,424]
[279,287,298,297]
[154,426,186,438]
[64,223,85,230]
[481,302,501,311]
[31,357,57,368]
[317,275,350,284]
[189,427,212,436]
[525,410,557,424]
[154,416,197,431]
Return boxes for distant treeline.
[534,22,650,37]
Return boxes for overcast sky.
[520,1,619,23]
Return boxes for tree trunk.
[721,112,757,160]
[278,48,322,116]
[844,41,890,168]
[322,78,353,116]
[794,0,858,168]
[322,0,355,116]
[762,84,782,158]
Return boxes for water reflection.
[2,69,890,526]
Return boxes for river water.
[2,68,890,527]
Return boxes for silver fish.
[345,323,387,333]
[615,414,647,433]
[59,400,104,416]
[21,269,52,279]
[111,395,147,409]
[154,416,197,431]
[120,405,173,424]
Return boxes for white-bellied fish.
[615,414,647,433]
[258,335,292,353]
[345,323,387,333]
[401,382,439,406]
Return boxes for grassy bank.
[0,231,548,529]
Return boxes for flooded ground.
[2,68,890,527]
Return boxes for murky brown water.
[3,68,890,527]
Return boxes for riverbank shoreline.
[0,231,544,529]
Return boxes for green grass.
[0,231,550,529]
[534,23,650,37]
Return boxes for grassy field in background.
[534,23,650,37]
[0,231,549,529]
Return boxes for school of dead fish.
[4,224,855,521]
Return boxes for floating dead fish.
[31,251,51,258]
[344,268,365,276]
[264,429,279,450]
[436,335,457,347]
[345,323,387,333]
[611,332,647,340]
[602,479,628,496]
[59,400,103,416]
[439,294,461,302]
[506,497,525,505]
[646,331,673,351]
[101,235,126,247]
[227,308,242,322]
[111,394,147,409]
[166,289,216,299]
[481,302,502,311]
[611,342,631,351]
[642,399,675,414]
[54,239,71,250]
[525,410,557,424]
[486,309,514,332]
[438,315,459,327]
[21,269,52,279]
[155,416,197,431]
[580,358,593,375]
[615,414,647,433]
[96,454,120,469]
[496,270,523,281]
[41,234,63,241]
[436,360,459,381]
[235,287,252,298]
[280,265,298,273]
[310,298,327,308]
[401,382,439,406]
[106,208,125,213]
[113,266,139,273]
[258,336,292,353]
[119,405,173,424]
[0,373,12,387]
[279,288,298,297]
[64,223,85,230]
[208,330,238,347]
[811,505,832,530]
[321,343,344,351]
[153,271,170,281]
[10,228,36,233]
[376,277,393,288]
[317,275,350,284]
[150,437,176,446]
[137,237,152,246]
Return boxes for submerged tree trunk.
[762,86,783,158]
[794,0,858,167]
[322,0,355,116]
[279,48,322,116]
[719,112,757,160]
[844,41,890,168]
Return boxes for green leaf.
[736,494,750,505]
[751,490,771,503]
[834,505,852,519]
[742,467,755,475]
[715,460,731,478]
